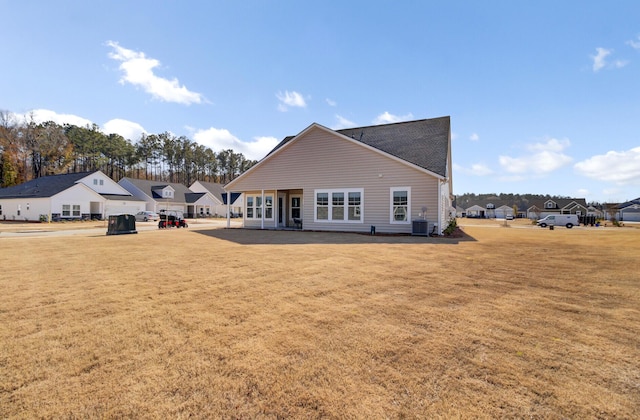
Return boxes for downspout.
[226,191,230,228]
[261,189,264,229]
[437,180,442,235]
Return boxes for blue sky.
[2,1,639,202]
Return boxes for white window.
[315,189,363,223]
[291,196,301,220]
[99,179,104,186]
[246,197,254,218]
[62,204,71,217]
[265,195,273,219]
[316,193,328,220]
[93,179,98,185]
[246,194,274,219]
[72,205,81,217]
[390,187,411,224]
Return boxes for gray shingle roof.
[0,172,93,198]
[528,198,588,210]
[120,177,195,203]
[193,181,241,204]
[268,117,451,177]
[184,192,207,204]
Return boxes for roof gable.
[0,171,96,199]
[120,178,193,203]
[228,117,451,190]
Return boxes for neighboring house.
[494,204,515,219]
[224,117,453,235]
[587,205,604,218]
[617,197,640,222]
[0,171,144,221]
[118,177,219,218]
[464,202,515,219]
[455,206,466,218]
[465,198,525,219]
[527,198,588,219]
[465,204,487,218]
[189,181,243,217]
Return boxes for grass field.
[1,219,639,418]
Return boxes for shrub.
[443,218,457,236]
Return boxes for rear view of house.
[224,117,453,235]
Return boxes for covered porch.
[228,189,303,230]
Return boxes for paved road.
[0,219,241,238]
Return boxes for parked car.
[505,214,514,220]
[135,211,159,222]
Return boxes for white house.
[189,181,243,217]
[0,171,144,221]
[118,177,218,218]
[617,198,640,222]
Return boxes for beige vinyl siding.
[232,126,441,233]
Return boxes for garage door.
[105,205,143,216]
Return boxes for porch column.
[274,189,278,228]
[226,191,230,228]
[261,189,264,229]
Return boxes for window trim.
[314,188,364,223]
[390,187,411,224]
[290,195,302,220]
[246,193,274,220]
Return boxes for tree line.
[0,111,257,188]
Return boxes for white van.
[537,214,579,229]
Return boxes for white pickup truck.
[537,214,579,229]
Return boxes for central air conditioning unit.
[412,206,429,236]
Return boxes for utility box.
[106,214,137,235]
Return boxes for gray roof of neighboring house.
[618,197,640,209]
[120,177,196,203]
[194,181,242,204]
[0,172,95,198]
[101,194,144,201]
[184,192,207,204]
[268,117,451,177]
[528,198,588,210]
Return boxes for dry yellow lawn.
[1,220,639,418]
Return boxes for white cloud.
[627,35,640,50]
[373,111,414,125]
[613,59,629,69]
[590,47,628,72]
[526,137,570,153]
[591,47,611,72]
[193,127,278,160]
[11,109,94,127]
[576,188,590,197]
[332,114,356,130]
[326,98,337,107]
[103,118,146,141]
[469,133,479,141]
[500,137,573,174]
[276,90,307,111]
[574,147,640,184]
[453,162,493,176]
[106,41,204,105]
